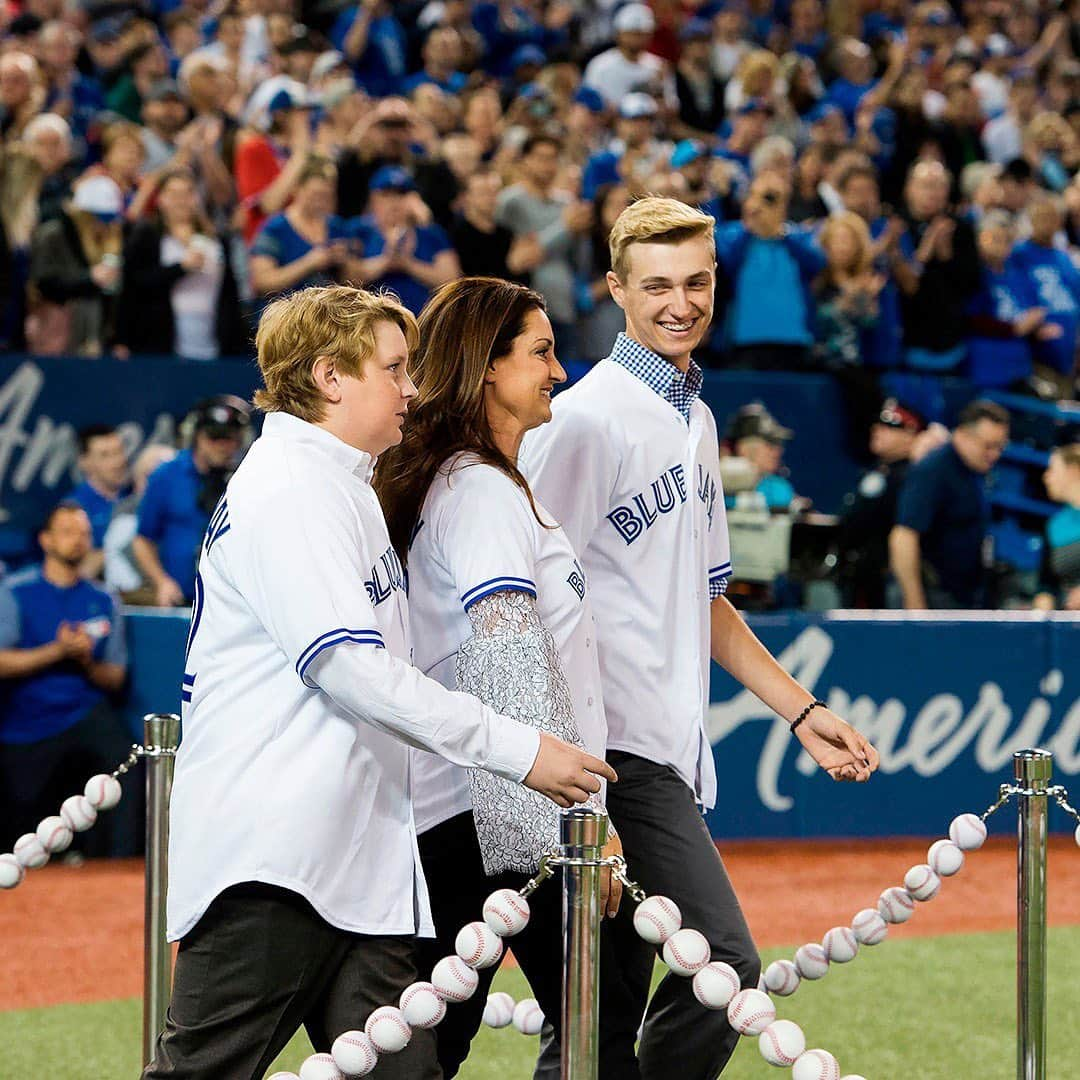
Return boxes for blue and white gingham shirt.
[607,333,704,422]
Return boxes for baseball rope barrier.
[4,738,1080,1079]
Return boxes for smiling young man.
[144,285,615,1079]
[521,197,879,1080]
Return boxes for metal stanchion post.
[560,807,608,1080]
[143,713,180,1066]
[1015,748,1051,1080]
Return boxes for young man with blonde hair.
[522,198,878,1079]
[145,285,615,1078]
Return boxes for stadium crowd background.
[2,0,1080,847]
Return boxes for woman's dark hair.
[375,277,550,564]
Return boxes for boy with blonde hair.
[145,285,615,1078]
[523,200,878,1079]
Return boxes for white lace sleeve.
[457,590,604,875]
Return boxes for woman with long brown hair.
[376,277,630,1078]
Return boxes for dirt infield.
[2,837,1077,1012]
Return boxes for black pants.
[538,752,760,1080]
[143,882,440,1080]
[0,700,141,857]
[417,811,637,1080]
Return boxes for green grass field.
[3,929,1077,1078]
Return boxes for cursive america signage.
[704,618,1080,839]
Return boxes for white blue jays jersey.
[168,414,539,942]
[521,356,730,809]
[407,456,607,834]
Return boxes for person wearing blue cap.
[352,164,461,315]
[582,93,669,200]
[330,0,407,98]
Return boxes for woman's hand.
[794,706,879,782]
[600,830,624,918]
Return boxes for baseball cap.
[613,3,656,33]
[671,139,706,168]
[618,91,658,119]
[877,398,926,433]
[190,395,252,439]
[726,403,793,445]
[71,175,124,221]
[311,49,347,82]
[370,165,416,193]
[510,44,547,70]
[573,85,606,114]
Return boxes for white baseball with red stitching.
[512,997,545,1035]
[297,1052,345,1080]
[399,981,447,1028]
[364,1006,411,1054]
[84,774,122,811]
[822,926,859,963]
[758,1019,806,1065]
[927,838,965,876]
[633,895,682,944]
[483,888,530,937]
[14,832,49,869]
[431,955,480,1002]
[661,927,710,976]
[851,908,888,946]
[949,813,987,851]
[794,943,829,980]
[691,961,740,1008]
[331,1030,378,1076]
[792,1048,841,1080]
[764,958,801,995]
[877,886,915,924]
[36,815,73,854]
[904,863,941,901]
[0,854,24,889]
[726,988,775,1036]
[455,921,504,969]
[483,992,515,1028]
[61,794,98,832]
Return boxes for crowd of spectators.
[0,0,1076,380]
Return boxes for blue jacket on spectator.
[965,263,1039,389]
[329,8,407,98]
[1011,240,1080,375]
[135,449,209,602]
[67,481,124,548]
[0,567,126,744]
[715,222,825,348]
[863,217,903,368]
[472,3,567,76]
[249,211,353,297]
[400,70,468,95]
[350,215,453,316]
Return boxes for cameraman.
[132,397,251,607]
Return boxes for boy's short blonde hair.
[608,196,716,282]
[253,285,418,423]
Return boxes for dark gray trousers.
[538,751,761,1080]
[143,882,441,1080]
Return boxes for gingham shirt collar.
[608,333,703,421]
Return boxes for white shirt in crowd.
[521,347,731,809]
[161,233,224,360]
[408,455,607,834]
[582,48,678,110]
[167,413,540,942]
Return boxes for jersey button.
[585,637,591,647]
[587,697,594,707]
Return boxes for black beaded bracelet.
[790,700,827,734]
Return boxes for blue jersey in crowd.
[250,212,353,293]
[896,442,989,607]
[351,217,452,315]
[1011,241,1080,375]
[965,264,1039,389]
[136,448,209,601]
[0,567,126,744]
[67,481,123,547]
[329,9,407,97]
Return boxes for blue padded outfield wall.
[124,609,1080,841]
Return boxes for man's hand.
[56,622,94,664]
[794,706,879,782]
[600,831,623,918]
[155,577,185,607]
[523,732,618,807]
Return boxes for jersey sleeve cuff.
[708,562,732,600]
[481,719,542,783]
[461,576,537,612]
[296,627,386,688]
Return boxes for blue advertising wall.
[124,609,1080,840]
[0,354,861,563]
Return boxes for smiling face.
[607,234,715,370]
[334,320,418,456]
[484,307,565,441]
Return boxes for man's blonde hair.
[608,196,716,282]
[253,285,418,423]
